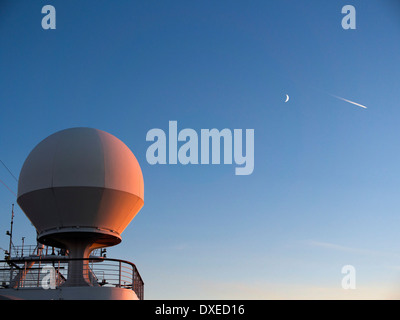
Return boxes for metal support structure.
[6,204,14,258]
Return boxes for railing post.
[58,259,60,287]
[118,261,122,287]
[22,261,27,288]
[37,259,41,287]
[132,266,135,293]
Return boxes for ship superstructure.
[0,127,145,300]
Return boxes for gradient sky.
[1,0,400,299]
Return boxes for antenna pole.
[7,204,14,258]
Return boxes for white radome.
[17,127,144,248]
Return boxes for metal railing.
[0,257,144,300]
[8,244,105,259]
[9,245,39,257]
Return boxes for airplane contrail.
[330,94,367,109]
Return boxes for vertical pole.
[118,261,122,287]
[21,237,25,257]
[132,266,135,293]
[8,204,14,258]
[58,259,61,287]
[22,261,27,288]
[37,259,41,287]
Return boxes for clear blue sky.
[1,0,400,299]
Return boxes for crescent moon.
[285,94,289,103]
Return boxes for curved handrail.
[0,256,144,300]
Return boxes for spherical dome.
[17,127,144,247]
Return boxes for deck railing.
[0,257,144,300]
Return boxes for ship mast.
[6,204,14,258]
